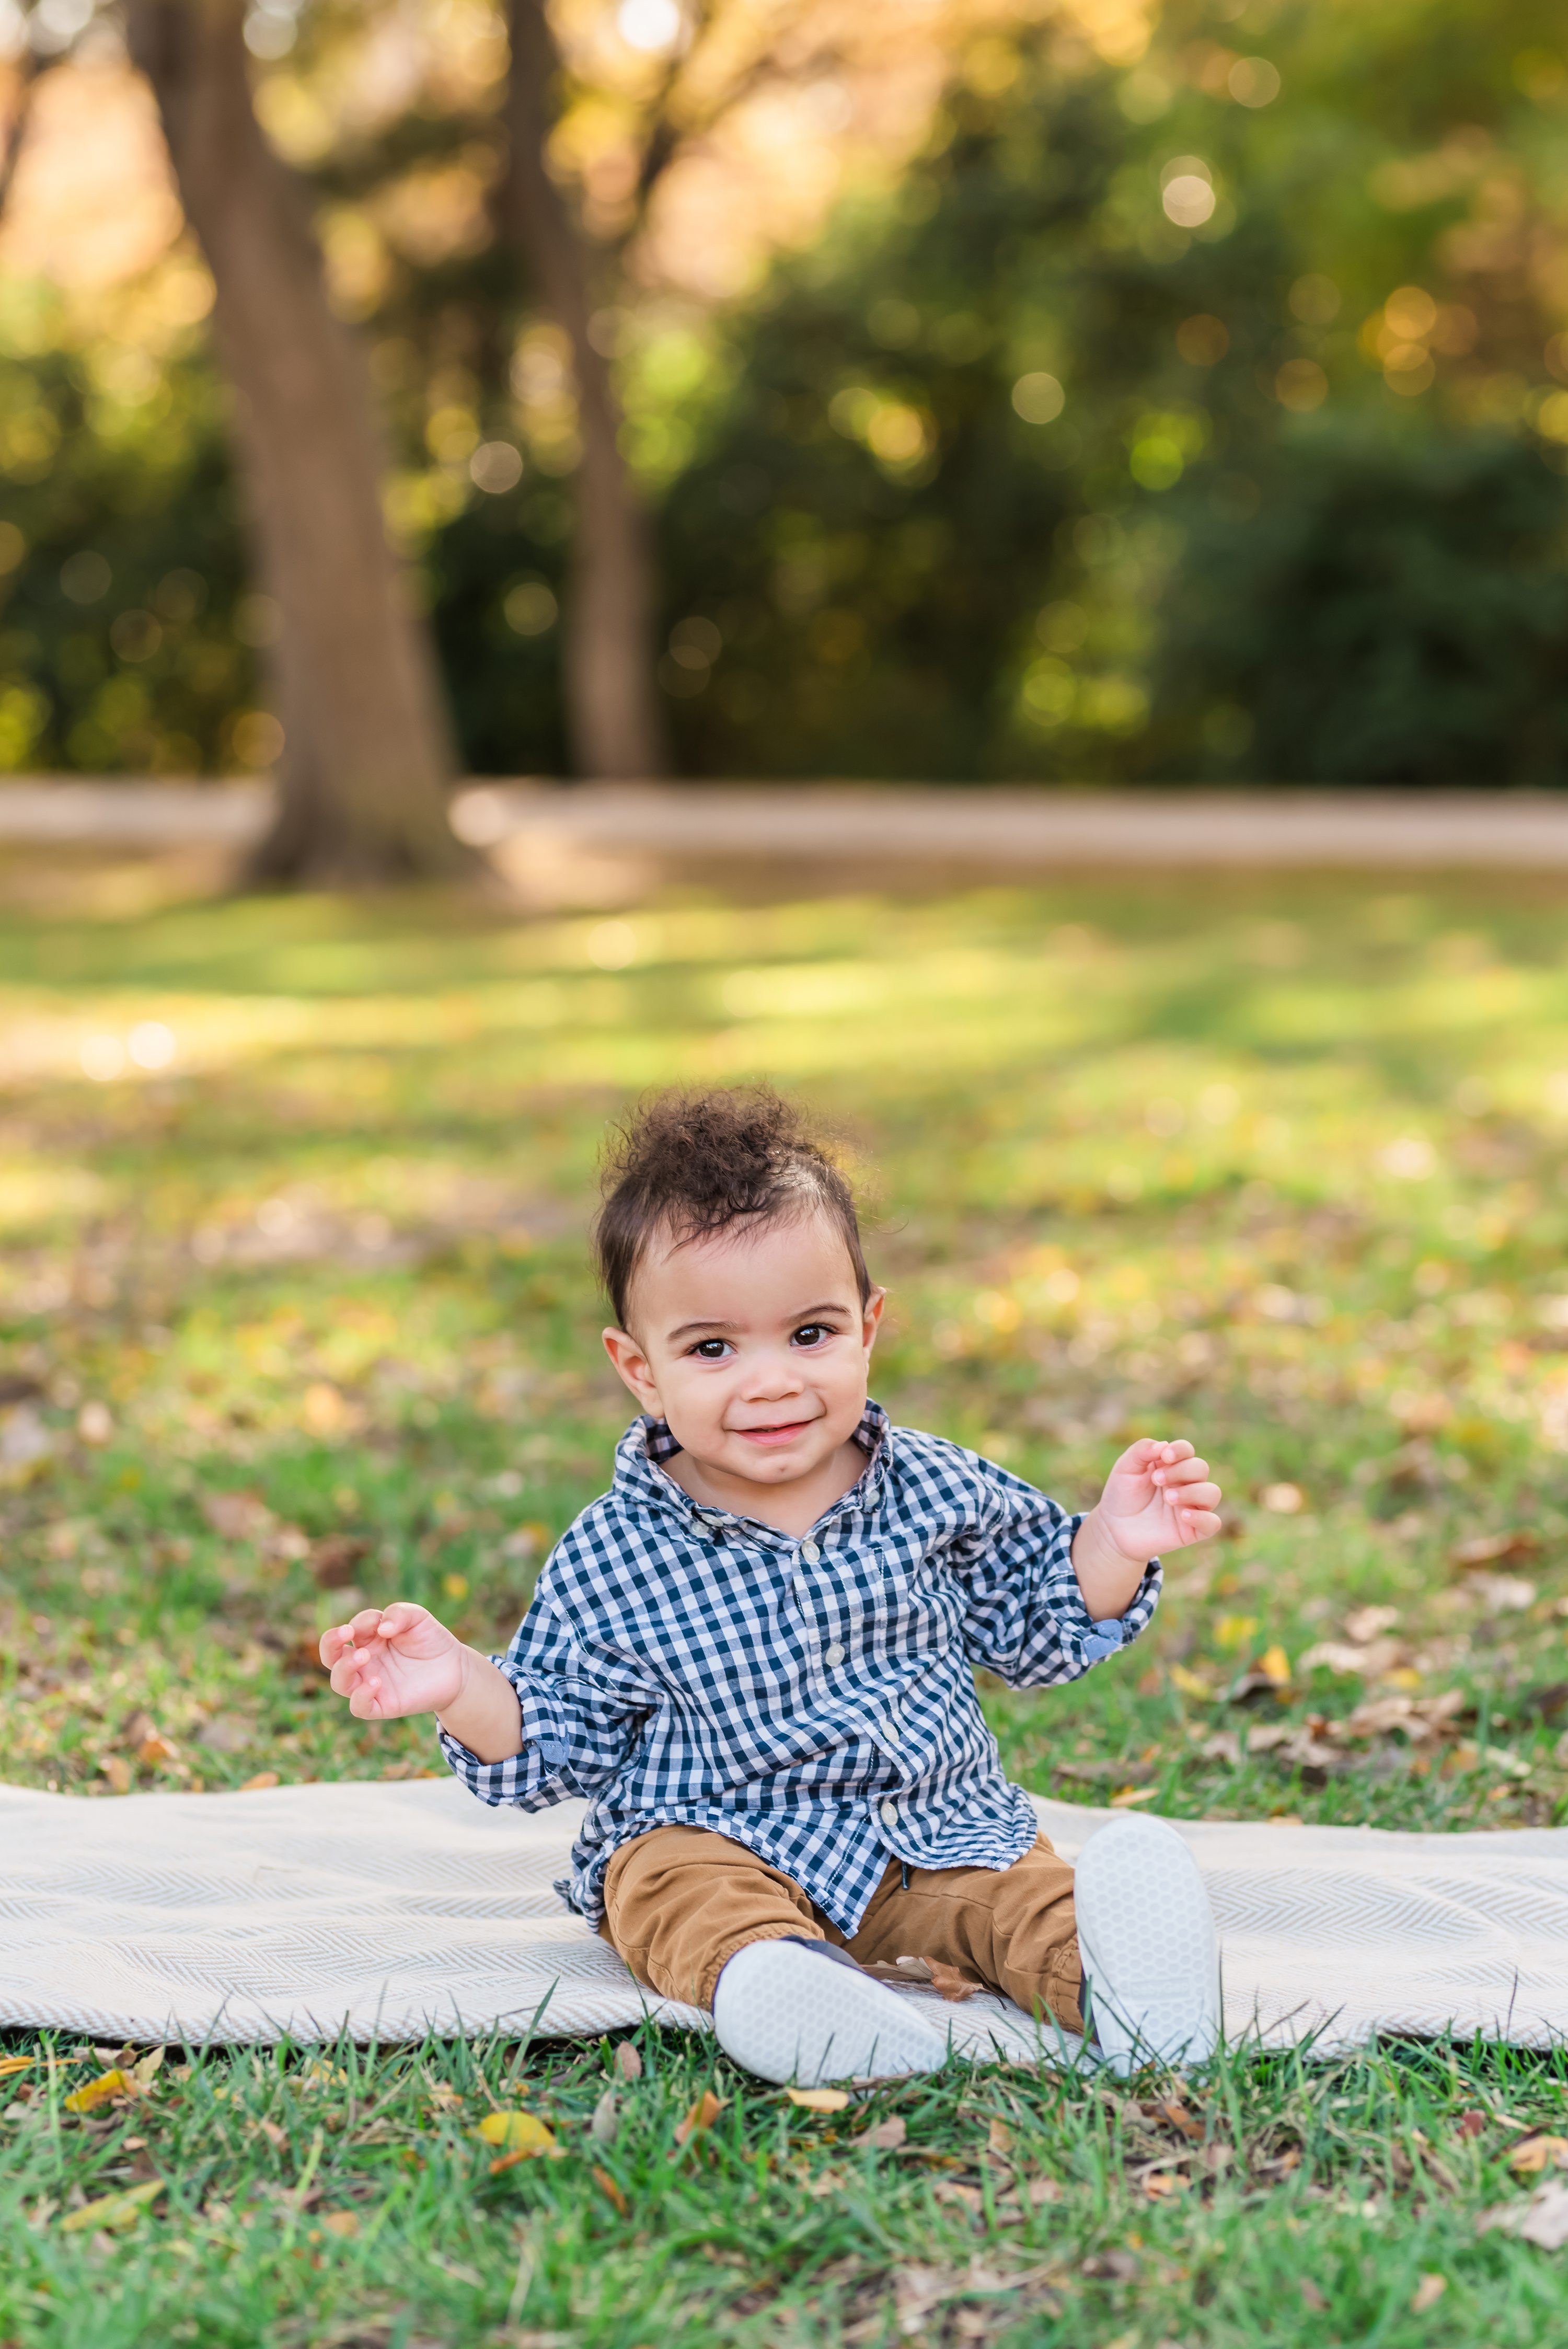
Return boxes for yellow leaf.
[132,2048,165,2090]
[1411,2273,1447,2313]
[0,2055,34,2081]
[1509,2133,1568,2175]
[592,2162,629,2215]
[240,1771,281,1791]
[64,2068,133,2114]
[1259,1644,1292,1686]
[1169,1663,1212,1701]
[1110,1784,1158,1807]
[319,2209,360,2238]
[785,2088,850,2113]
[475,2110,557,2157]
[674,2090,725,2145]
[1215,1614,1258,1653]
[60,2180,164,2233]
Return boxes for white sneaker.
[712,1937,949,2086]
[1074,1812,1220,2077]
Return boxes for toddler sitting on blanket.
[320,1088,1224,2085]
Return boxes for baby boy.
[321,1088,1224,2083]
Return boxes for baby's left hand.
[1096,1437,1221,1559]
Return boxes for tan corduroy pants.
[599,1823,1085,2030]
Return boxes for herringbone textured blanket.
[3,1778,1565,2056]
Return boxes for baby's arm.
[1071,1437,1220,1615]
[319,1603,523,1765]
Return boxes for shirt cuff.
[437,1671,570,1797]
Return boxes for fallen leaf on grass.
[860,2115,907,2151]
[786,2088,850,2113]
[987,2117,1013,2158]
[256,2119,287,2151]
[0,2056,35,2081]
[1153,2098,1204,2142]
[240,1771,281,1792]
[1110,1785,1158,1807]
[64,2069,134,2114]
[60,2180,164,2233]
[1258,1644,1292,1686]
[1411,2273,1446,2312]
[1509,2134,1568,2174]
[318,2209,360,2239]
[592,2163,628,2216]
[1479,2179,1568,2250]
[1169,1664,1213,1701]
[1456,2110,1488,2141]
[1452,1529,1538,1570]
[590,2089,619,2146]
[674,2090,725,2146]
[614,2042,642,2083]
[475,2111,558,2165]
[1142,2169,1190,2200]
[1300,2279,1328,2311]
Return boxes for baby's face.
[604,1209,883,1492]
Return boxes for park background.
[6,4,1568,2347]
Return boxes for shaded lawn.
[4,867,1568,2342]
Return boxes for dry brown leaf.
[614,2042,643,2083]
[101,1756,132,1795]
[987,2117,1014,2158]
[1456,2110,1487,2141]
[319,2209,360,2239]
[1508,2133,1568,2175]
[1300,2279,1328,2311]
[240,1771,281,1792]
[200,1489,273,1541]
[1156,2098,1204,2142]
[1025,2176,1062,2206]
[592,2163,629,2216]
[925,1960,981,2003]
[674,2090,725,2146]
[136,1730,179,1769]
[1142,2169,1190,2200]
[786,2087,850,2113]
[862,2114,907,2151]
[1451,1529,1538,1570]
[590,2088,619,2146]
[257,2118,287,2151]
[1411,2273,1447,2313]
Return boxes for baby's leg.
[599,1823,821,2009]
[845,1834,1086,2032]
[601,1824,948,2082]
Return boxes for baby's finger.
[345,1606,386,1639]
[1171,1481,1222,1513]
[319,1625,351,1667]
[1178,1507,1222,1543]
[348,1673,387,1720]
[329,1651,369,1698]
[375,1600,428,1639]
[1158,1452,1209,1484]
[1156,1438,1196,1465]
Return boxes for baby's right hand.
[319,1602,466,1721]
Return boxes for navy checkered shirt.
[439,1402,1160,1932]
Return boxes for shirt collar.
[614,1399,891,1533]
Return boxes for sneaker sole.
[712,1942,949,2086]
[1074,1812,1220,2075]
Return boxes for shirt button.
[824,1642,845,1666]
[800,1538,821,1563]
[880,1798,899,1827]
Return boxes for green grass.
[5,863,1568,2341]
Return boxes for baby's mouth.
[731,1417,816,1445]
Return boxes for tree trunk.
[504,0,667,780]
[125,0,465,883]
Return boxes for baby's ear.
[603,1325,658,1405]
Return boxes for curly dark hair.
[593,1086,872,1329]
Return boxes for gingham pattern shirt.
[440,1403,1159,1933]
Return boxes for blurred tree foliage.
[5,0,1568,784]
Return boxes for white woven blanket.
[3,1778,1565,2059]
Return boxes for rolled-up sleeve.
[437,1596,652,1810]
[950,1469,1161,1688]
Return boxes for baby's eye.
[792,1323,832,1348]
[690,1338,731,1360]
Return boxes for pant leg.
[599,1824,828,2010]
[845,1834,1085,2033]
